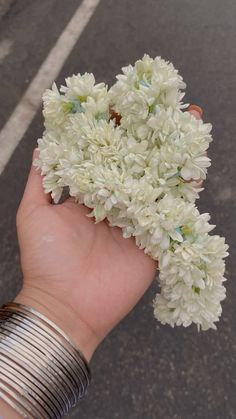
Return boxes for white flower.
[36,55,229,330]
[180,155,211,180]
[42,83,71,133]
[154,235,228,330]
[60,72,107,100]
[110,55,186,116]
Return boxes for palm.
[18,198,157,341]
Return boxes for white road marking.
[0,39,13,63]
[0,0,101,175]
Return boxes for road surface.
[0,1,235,418]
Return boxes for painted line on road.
[0,0,101,175]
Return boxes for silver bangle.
[0,302,91,418]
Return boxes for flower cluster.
[36,55,228,330]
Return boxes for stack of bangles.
[0,302,91,418]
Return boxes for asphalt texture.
[0,1,236,418]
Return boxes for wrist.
[14,286,99,362]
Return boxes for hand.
[15,151,157,361]
[15,107,202,361]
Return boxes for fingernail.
[188,104,203,117]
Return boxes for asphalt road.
[0,1,236,418]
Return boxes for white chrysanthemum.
[36,55,229,330]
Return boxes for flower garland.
[36,55,229,330]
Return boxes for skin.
[0,108,201,418]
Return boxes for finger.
[188,104,203,120]
[20,148,51,211]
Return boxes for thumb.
[20,149,51,213]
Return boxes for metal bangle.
[0,328,77,405]
[0,338,71,409]
[0,310,87,393]
[0,355,63,415]
[0,375,44,418]
[0,302,91,418]
[0,321,80,400]
[1,305,90,384]
[3,303,91,377]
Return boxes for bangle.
[0,302,91,418]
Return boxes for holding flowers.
[36,55,228,331]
